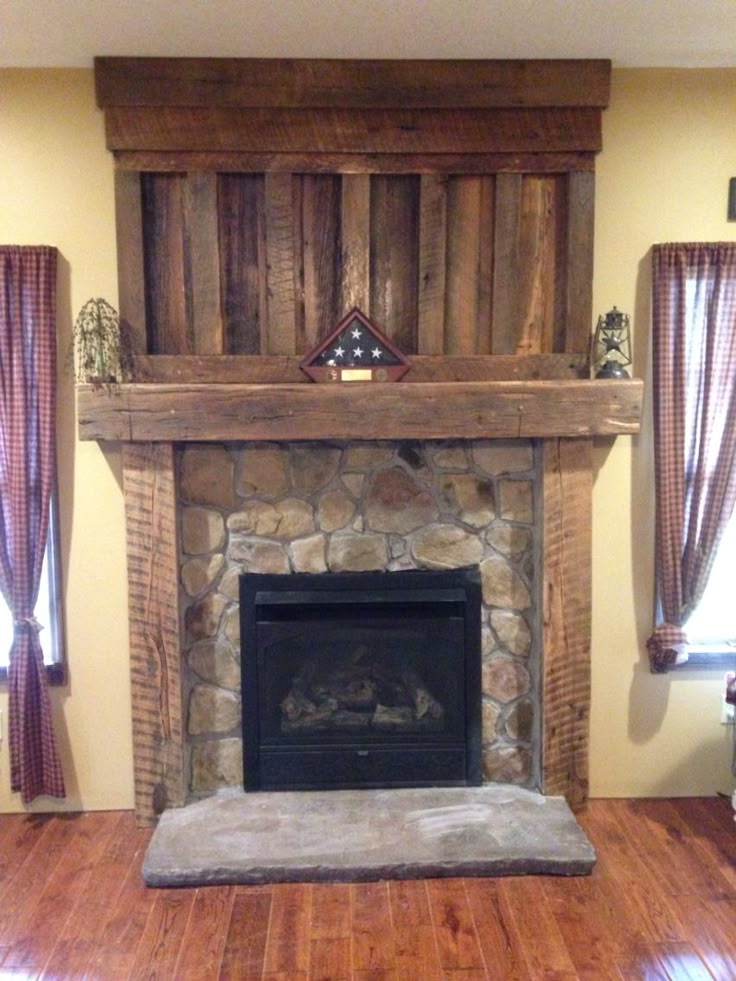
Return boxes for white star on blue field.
[315,316,403,367]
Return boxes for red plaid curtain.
[647,243,736,671]
[0,246,65,800]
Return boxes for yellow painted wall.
[0,67,734,811]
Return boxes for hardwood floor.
[0,797,733,980]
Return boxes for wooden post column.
[541,436,593,810]
[122,442,185,825]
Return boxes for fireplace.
[240,569,482,791]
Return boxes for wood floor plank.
[464,878,532,980]
[388,879,443,980]
[261,883,312,976]
[219,887,273,980]
[500,876,579,979]
[673,797,736,893]
[309,883,352,981]
[3,811,120,975]
[425,877,485,972]
[350,880,395,974]
[173,884,235,979]
[652,941,718,980]
[127,886,197,979]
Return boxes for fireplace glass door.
[240,569,482,791]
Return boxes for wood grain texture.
[341,174,371,313]
[122,442,185,825]
[130,352,589,384]
[141,172,190,354]
[114,170,147,355]
[264,173,298,354]
[103,106,603,154]
[115,149,597,175]
[77,379,643,444]
[183,171,223,354]
[1,798,732,979]
[417,174,447,354]
[370,175,420,351]
[491,173,522,354]
[564,170,596,353]
[95,57,611,109]
[300,174,341,351]
[516,175,561,354]
[541,437,593,809]
[218,173,267,354]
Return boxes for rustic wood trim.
[341,175,371,314]
[370,176,420,352]
[491,174,522,354]
[183,172,223,354]
[113,150,598,175]
[564,171,596,353]
[114,171,147,355]
[103,107,603,155]
[121,442,185,825]
[264,174,297,354]
[77,379,643,443]
[95,58,611,110]
[129,352,589,384]
[541,437,593,810]
[417,175,447,354]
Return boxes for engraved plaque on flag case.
[300,308,411,383]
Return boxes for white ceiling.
[2,0,735,68]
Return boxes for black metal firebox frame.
[240,568,482,792]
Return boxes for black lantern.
[593,306,632,378]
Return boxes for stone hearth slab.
[143,786,595,886]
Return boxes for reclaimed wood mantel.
[77,377,642,443]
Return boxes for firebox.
[240,568,482,791]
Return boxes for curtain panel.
[0,245,65,801]
[647,242,736,671]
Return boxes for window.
[684,510,736,658]
[0,494,65,682]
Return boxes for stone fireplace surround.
[178,438,539,799]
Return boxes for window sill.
[672,649,736,671]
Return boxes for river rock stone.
[480,556,531,610]
[291,444,341,495]
[482,699,501,740]
[290,534,328,573]
[190,738,242,793]
[318,489,356,532]
[223,605,241,647]
[482,745,532,784]
[505,699,534,742]
[228,499,314,540]
[499,480,534,523]
[490,610,532,656]
[236,444,290,498]
[365,467,438,534]
[341,473,364,497]
[486,525,533,561]
[188,639,240,691]
[218,566,242,601]
[343,443,394,469]
[227,538,290,573]
[328,533,388,572]
[473,440,533,476]
[180,446,235,509]
[438,473,495,527]
[188,685,241,735]
[181,554,225,598]
[482,655,531,703]
[431,445,469,469]
[181,507,226,555]
[412,525,483,569]
[186,593,227,640]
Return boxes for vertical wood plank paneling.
[140,173,191,353]
[301,174,341,351]
[370,175,420,352]
[122,442,185,825]
[476,176,495,354]
[491,173,522,354]
[264,172,298,354]
[516,175,557,354]
[114,171,147,357]
[417,174,447,354]
[565,170,596,355]
[541,436,592,810]
[183,172,223,354]
[218,173,267,354]
[341,174,371,314]
[446,177,481,354]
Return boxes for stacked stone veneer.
[178,439,539,798]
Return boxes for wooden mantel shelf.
[77,378,642,443]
